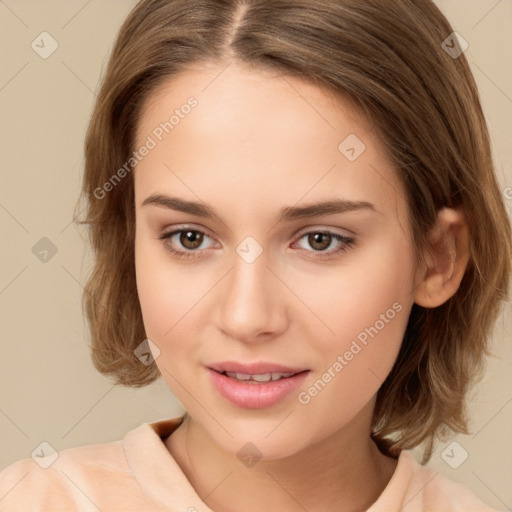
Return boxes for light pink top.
[0,416,499,511]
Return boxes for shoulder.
[372,450,500,512]
[0,435,144,511]
[0,418,185,511]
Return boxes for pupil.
[310,232,331,251]
[181,230,202,249]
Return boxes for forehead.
[137,61,369,146]
[133,61,406,224]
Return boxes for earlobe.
[414,208,470,308]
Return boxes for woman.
[1,1,510,510]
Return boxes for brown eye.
[294,230,355,257]
[307,232,332,251]
[159,227,216,260]
[179,230,204,250]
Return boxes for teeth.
[252,373,272,382]
[225,371,295,382]
[226,372,251,380]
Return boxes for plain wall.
[0,1,511,509]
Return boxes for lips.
[208,361,308,375]
[223,371,296,382]
[207,361,310,409]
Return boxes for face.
[133,61,420,459]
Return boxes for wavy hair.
[77,0,512,463]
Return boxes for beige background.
[0,0,511,508]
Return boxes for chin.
[207,414,320,461]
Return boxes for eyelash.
[158,226,355,260]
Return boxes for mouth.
[208,361,308,376]
[207,363,310,409]
[213,369,307,383]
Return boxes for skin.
[133,61,468,512]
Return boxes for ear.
[414,208,469,308]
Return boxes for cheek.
[135,235,200,343]
[292,229,415,342]
[134,233,224,380]
[296,235,415,413]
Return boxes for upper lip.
[208,361,309,375]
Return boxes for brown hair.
[78,0,512,462]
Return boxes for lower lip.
[207,369,309,409]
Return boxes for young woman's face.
[134,61,421,458]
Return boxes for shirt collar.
[124,415,412,511]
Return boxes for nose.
[215,249,288,343]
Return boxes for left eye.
[294,231,354,254]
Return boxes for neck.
[165,405,397,512]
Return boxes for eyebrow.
[141,194,376,223]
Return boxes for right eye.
[159,227,217,259]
